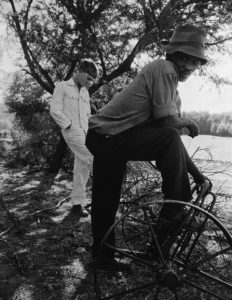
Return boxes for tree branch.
[207,36,232,46]
[9,0,54,94]
[23,0,33,31]
[27,46,54,91]
[157,0,182,30]
[89,31,156,94]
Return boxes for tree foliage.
[3,0,232,95]
[4,71,61,166]
[5,72,47,128]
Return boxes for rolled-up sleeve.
[50,82,71,129]
[153,103,179,119]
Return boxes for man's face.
[174,54,201,82]
[73,71,95,89]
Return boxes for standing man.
[86,24,209,270]
[50,58,98,217]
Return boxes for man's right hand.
[157,115,199,137]
[66,121,72,129]
[187,119,199,138]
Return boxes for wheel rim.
[94,200,232,300]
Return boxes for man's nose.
[185,63,197,71]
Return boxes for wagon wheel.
[120,182,213,256]
[93,200,232,300]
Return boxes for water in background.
[182,135,232,193]
[182,135,232,162]
[182,135,232,225]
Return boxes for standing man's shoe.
[71,204,89,217]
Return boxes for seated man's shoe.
[158,207,206,233]
[184,214,207,231]
[89,257,132,272]
[169,208,206,231]
[71,205,89,217]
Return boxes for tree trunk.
[48,135,67,174]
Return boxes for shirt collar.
[67,78,76,86]
[67,78,87,91]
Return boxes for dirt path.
[0,163,95,300]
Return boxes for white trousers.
[62,127,93,206]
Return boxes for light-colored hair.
[79,58,98,79]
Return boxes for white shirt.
[50,78,91,133]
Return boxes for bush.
[4,113,61,167]
[3,71,69,168]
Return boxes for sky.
[179,75,232,113]
[179,50,232,113]
[0,18,232,114]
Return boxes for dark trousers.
[86,124,192,259]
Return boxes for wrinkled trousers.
[86,123,192,259]
[63,127,93,206]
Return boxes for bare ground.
[1,161,232,300]
[0,163,95,300]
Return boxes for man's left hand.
[194,174,212,188]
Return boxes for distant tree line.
[182,111,232,137]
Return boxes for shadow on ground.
[0,163,96,300]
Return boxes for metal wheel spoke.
[153,285,162,299]
[94,194,232,300]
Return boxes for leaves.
[3,0,232,95]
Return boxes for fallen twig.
[31,196,71,216]
[0,225,14,238]
[0,195,21,231]
[0,238,26,275]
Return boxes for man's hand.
[66,121,72,130]
[187,120,199,138]
[194,175,212,193]
[157,115,199,138]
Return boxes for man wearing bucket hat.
[86,24,209,271]
[161,24,207,66]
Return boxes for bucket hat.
[161,24,207,65]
